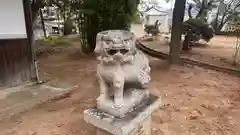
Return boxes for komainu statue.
[83,30,161,135]
[94,30,151,117]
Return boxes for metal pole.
[39,8,47,37]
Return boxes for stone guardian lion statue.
[94,30,151,106]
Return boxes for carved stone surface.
[96,115,151,135]
[83,30,162,135]
[94,30,151,117]
[97,90,149,118]
[84,94,161,135]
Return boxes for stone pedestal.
[84,94,161,135]
[97,116,151,135]
[97,89,149,118]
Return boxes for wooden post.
[23,0,37,81]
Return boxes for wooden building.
[0,0,36,89]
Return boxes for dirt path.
[0,47,239,135]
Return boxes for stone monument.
[84,30,161,135]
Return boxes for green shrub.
[41,36,62,42]
[40,36,68,46]
[132,11,143,24]
[72,0,140,53]
[81,0,139,30]
[182,19,214,42]
[182,19,214,51]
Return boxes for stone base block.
[97,89,149,118]
[97,116,151,135]
[84,94,161,135]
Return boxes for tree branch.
[31,0,45,21]
[188,4,193,19]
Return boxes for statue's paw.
[113,80,123,88]
[138,71,151,84]
[114,102,123,108]
[114,84,121,89]
[98,94,107,102]
[145,66,151,73]
[114,98,123,107]
[146,74,151,82]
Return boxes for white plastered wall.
[0,0,27,39]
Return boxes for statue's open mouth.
[105,48,130,55]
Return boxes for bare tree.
[212,0,240,32]
[188,0,219,22]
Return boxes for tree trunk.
[183,32,191,51]
[169,0,186,64]
[56,9,61,35]
[213,7,220,32]
[63,17,74,35]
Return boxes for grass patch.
[38,36,70,47]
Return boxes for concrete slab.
[84,94,162,135]
[0,80,78,121]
